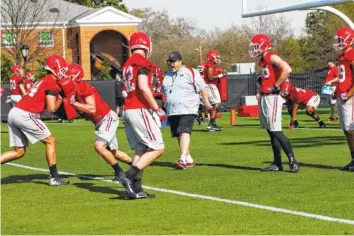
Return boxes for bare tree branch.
[1,0,66,65]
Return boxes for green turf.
[1,109,354,235]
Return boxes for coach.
[161,51,213,169]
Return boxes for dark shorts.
[169,114,196,137]
[116,97,125,106]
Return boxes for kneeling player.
[280,81,326,129]
[63,64,132,182]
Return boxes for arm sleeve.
[45,79,59,96]
[137,67,149,76]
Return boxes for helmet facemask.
[249,43,263,58]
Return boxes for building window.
[38,32,54,47]
[2,33,16,47]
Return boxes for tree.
[203,26,250,71]
[96,58,113,80]
[277,38,309,72]
[66,0,128,12]
[1,52,14,84]
[129,8,204,71]
[301,3,354,71]
[1,0,63,64]
[241,8,294,45]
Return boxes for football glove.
[269,86,280,95]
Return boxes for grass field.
[1,109,354,235]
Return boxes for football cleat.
[112,175,123,184]
[120,176,137,199]
[174,161,186,169]
[289,161,300,173]
[135,191,156,199]
[319,124,327,128]
[185,162,195,168]
[49,176,69,186]
[340,161,354,171]
[260,164,283,171]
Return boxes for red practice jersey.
[16,74,59,114]
[122,53,154,110]
[289,87,317,104]
[259,51,280,94]
[23,80,33,93]
[9,75,24,96]
[75,81,110,124]
[336,48,354,96]
[203,61,219,85]
[325,66,338,86]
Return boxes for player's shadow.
[75,174,113,181]
[196,162,260,171]
[264,161,341,170]
[151,161,259,171]
[1,131,8,133]
[1,174,49,185]
[73,182,129,200]
[230,124,261,128]
[218,136,346,148]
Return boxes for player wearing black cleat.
[340,161,354,171]
[289,161,300,173]
[260,163,283,171]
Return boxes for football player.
[0,55,69,186]
[324,62,339,121]
[23,71,35,94]
[64,63,132,181]
[197,63,207,125]
[332,27,354,171]
[8,65,25,106]
[280,81,326,129]
[204,50,223,131]
[120,31,165,199]
[249,33,299,172]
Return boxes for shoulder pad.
[344,48,354,61]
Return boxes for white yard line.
[5,162,354,226]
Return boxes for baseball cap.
[167,51,182,62]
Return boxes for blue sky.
[124,0,314,35]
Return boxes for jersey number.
[261,67,270,79]
[338,64,346,83]
[295,88,306,93]
[9,80,16,90]
[28,80,43,97]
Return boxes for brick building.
[1,0,142,80]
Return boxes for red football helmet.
[280,80,293,97]
[25,71,35,81]
[197,63,206,73]
[129,31,152,57]
[207,50,221,64]
[67,63,84,85]
[249,34,272,58]
[11,65,23,75]
[333,27,354,52]
[44,55,68,79]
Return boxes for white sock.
[185,155,193,163]
[179,155,186,163]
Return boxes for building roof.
[1,0,141,27]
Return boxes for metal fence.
[243,70,330,108]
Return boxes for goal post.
[241,0,354,28]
